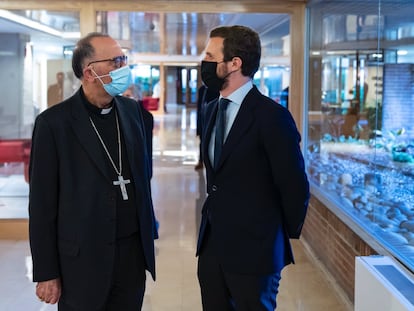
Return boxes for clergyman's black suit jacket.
[196,85,309,275]
[29,88,157,310]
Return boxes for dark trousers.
[197,232,281,311]
[197,137,203,162]
[59,233,146,311]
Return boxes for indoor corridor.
[0,104,351,311]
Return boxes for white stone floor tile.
[0,105,350,310]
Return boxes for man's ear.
[83,66,95,82]
[231,56,242,70]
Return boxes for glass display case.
[306,0,414,271]
[253,65,290,106]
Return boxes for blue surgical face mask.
[92,66,132,97]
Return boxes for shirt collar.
[221,80,253,106]
[81,87,114,115]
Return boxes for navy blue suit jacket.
[196,85,309,275]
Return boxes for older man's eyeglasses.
[87,55,128,68]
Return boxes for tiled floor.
[0,104,351,310]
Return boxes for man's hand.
[36,278,61,304]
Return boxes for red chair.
[142,97,160,111]
[0,139,31,183]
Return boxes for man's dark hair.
[210,25,261,78]
[72,32,110,79]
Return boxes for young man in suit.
[29,32,157,310]
[196,25,310,310]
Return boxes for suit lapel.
[216,87,257,170]
[114,96,145,178]
[70,90,112,183]
[203,98,219,172]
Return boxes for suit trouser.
[58,232,146,311]
[197,228,281,311]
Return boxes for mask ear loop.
[90,66,110,85]
[224,57,241,78]
[230,56,242,69]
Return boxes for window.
[306,0,414,271]
[0,10,79,204]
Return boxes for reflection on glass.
[253,66,290,104]
[0,10,79,197]
[10,10,79,32]
[130,64,159,98]
[96,11,290,56]
[307,0,414,271]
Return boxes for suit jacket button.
[212,185,217,191]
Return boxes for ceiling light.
[0,9,80,39]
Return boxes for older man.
[29,32,157,311]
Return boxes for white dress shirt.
[209,80,253,165]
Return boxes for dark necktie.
[214,98,230,169]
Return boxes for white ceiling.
[0,10,78,57]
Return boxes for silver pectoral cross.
[113,175,131,200]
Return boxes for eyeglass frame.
[87,55,128,68]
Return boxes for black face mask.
[201,61,225,92]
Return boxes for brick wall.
[301,195,377,303]
[382,63,414,138]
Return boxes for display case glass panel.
[306,0,414,271]
[0,10,79,202]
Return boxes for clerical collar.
[81,87,114,115]
[101,107,113,114]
